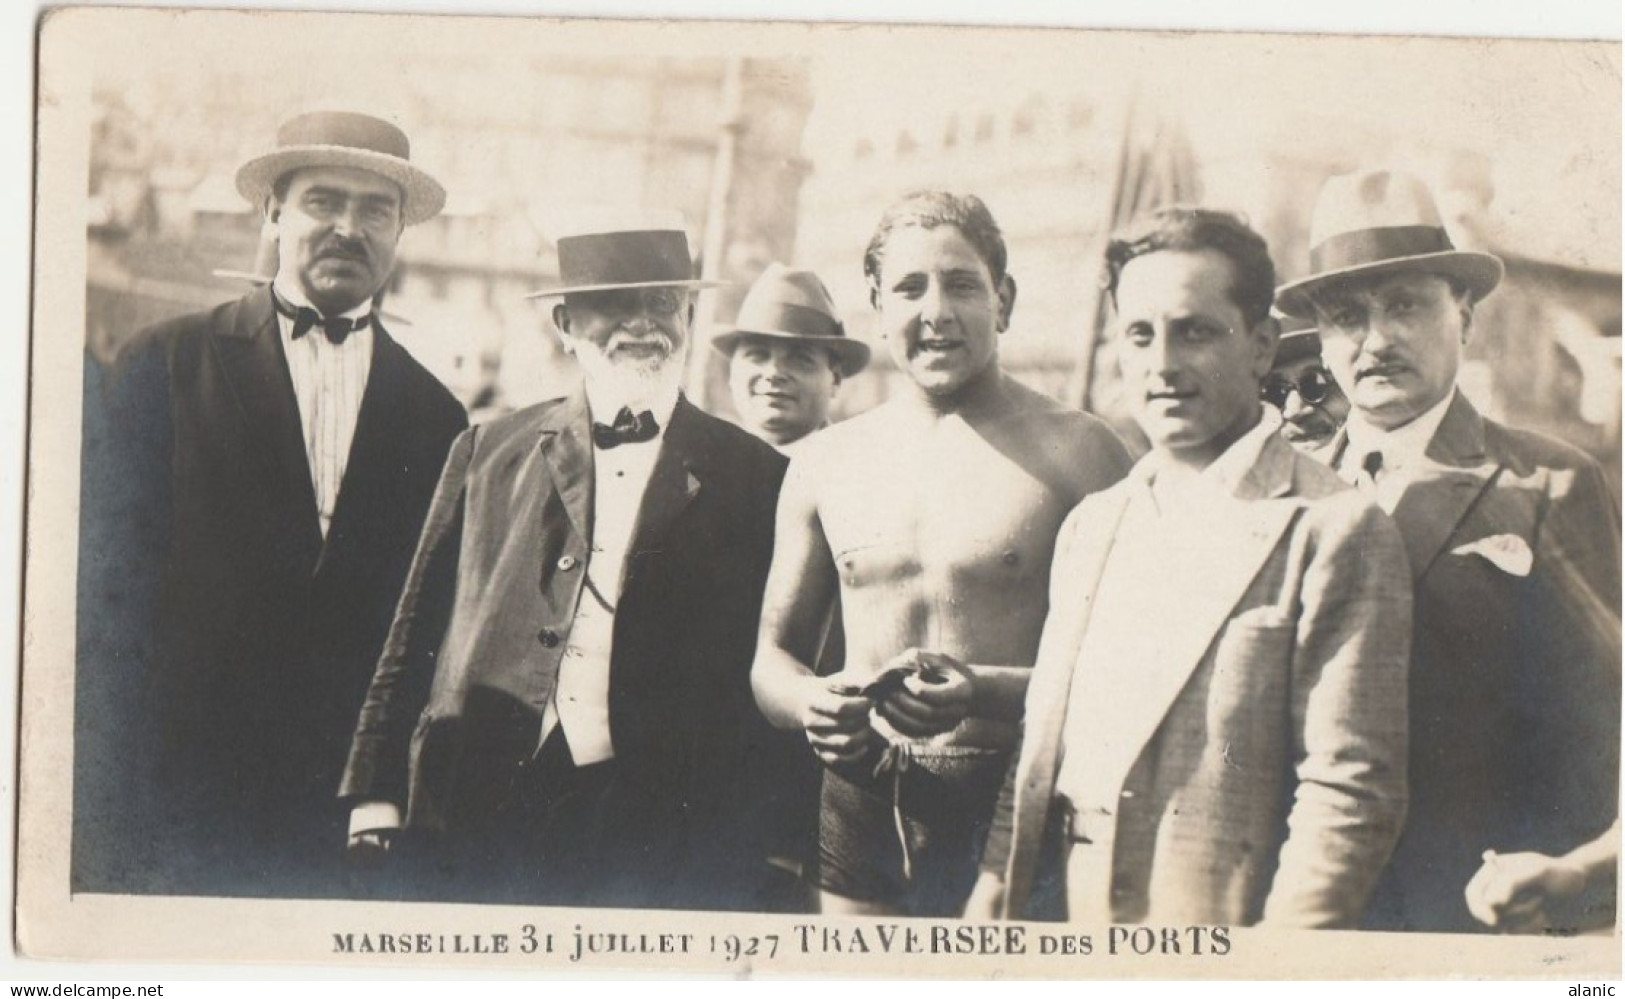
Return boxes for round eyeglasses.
[1261,367,1335,409]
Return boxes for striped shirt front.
[272,280,374,538]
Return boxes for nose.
[920,281,953,329]
[1280,389,1310,419]
[331,203,365,238]
[1146,326,1181,377]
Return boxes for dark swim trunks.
[816,743,1011,916]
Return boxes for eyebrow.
[891,266,985,282]
[303,185,400,207]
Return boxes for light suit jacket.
[986,431,1411,927]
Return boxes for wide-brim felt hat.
[710,262,870,377]
[1275,168,1503,319]
[236,110,446,227]
[525,227,723,298]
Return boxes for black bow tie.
[273,290,372,345]
[592,407,660,450]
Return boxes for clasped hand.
[798,648,974,765]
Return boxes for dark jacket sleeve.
[338,425,475,807]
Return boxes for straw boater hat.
[524,213,724,299]
[235,110,447,226]
[710,263,871,377]
[1275,169,1503,319]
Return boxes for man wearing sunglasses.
[1261,326,1350,451]
[340,218,787,910]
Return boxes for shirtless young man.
[751,191,1132,916]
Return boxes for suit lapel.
[537,390,595,548]
[621,397,704,593]
[209,287,323,561]
[1390,393,1501,580]
[1077,438,1301,788]
[1005,487,1130,915]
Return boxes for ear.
[264,197,282,225]
[867,277,882,317]
[1250,313,1281,379]
[551,303,574,352]
[1458,296,1475,343]
[995,274,1018,333]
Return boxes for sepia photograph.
[13,0,1622,983]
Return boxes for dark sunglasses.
[1261,367,1335,408]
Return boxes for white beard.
[571,337,686,409]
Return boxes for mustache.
[316,237,371,263]
[608,330,675,352]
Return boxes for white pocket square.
[1452,533,1534,577]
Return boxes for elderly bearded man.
[340,219,787,910]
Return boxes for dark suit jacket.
[1352,393,1622,933]
[339,390,788,910]
[76,287,467,897]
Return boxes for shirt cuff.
[348,801,402,837]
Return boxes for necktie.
[1354,448,1384,496]
[272,290,372,345]
[592,406,660,449]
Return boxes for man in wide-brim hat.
[341,218,789,911]
[712,262,870,452]
[78,109,467,899]
[1280,168,1621,935]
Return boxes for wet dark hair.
[1103,207,1276,328]
[862,191,1009,286]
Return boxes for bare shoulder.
[992,378,1134,498]
[795,402,907,468]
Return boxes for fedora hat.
[1275,169,1503,318]
[236,110,446,226]
[525,215,724,298]
[711,263,870,377]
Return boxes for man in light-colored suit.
[968,208,1411,927]
[1277,169,1621,934]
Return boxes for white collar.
[1344,389,1456,471]
[1144,406,1281,509]
[582,377,681,437]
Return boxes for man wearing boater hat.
[78,110,467,897]
[340,217,787,910]
[1278,168,1621,933]
[713,262,870,453]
